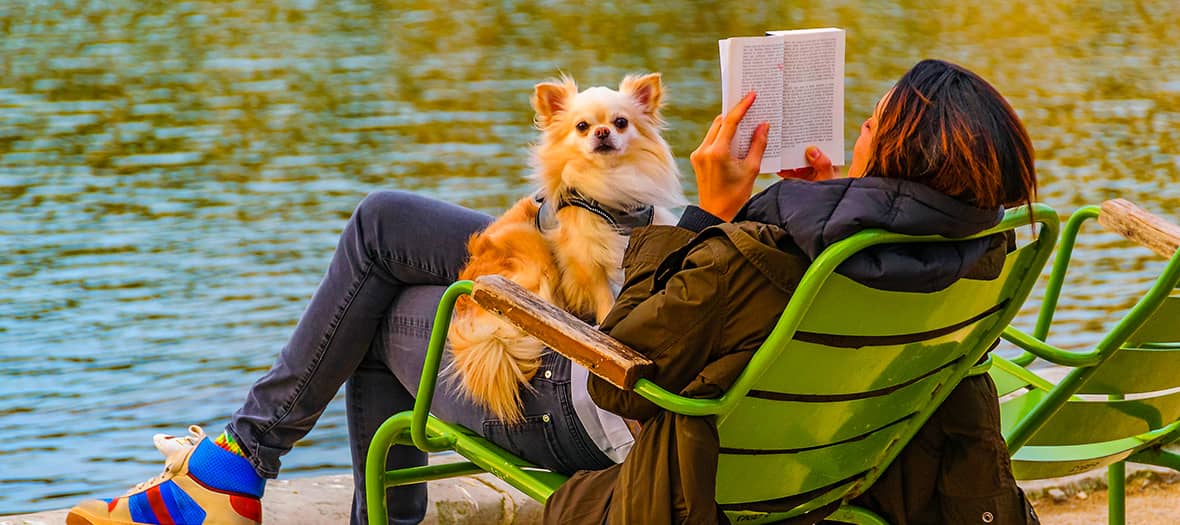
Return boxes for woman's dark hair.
[863,59,1037,211]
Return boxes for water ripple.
[2,0,1179,515]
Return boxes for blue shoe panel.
[187,439,265,498]
[159,480,207,525]
[128,492,160,524]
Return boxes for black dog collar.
[534,191,654,235]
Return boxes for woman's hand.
[689,92,769,222]
[777,146,840,181]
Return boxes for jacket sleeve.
[589,236,730,421]
[676,205,725,232]
[601,225,695,323]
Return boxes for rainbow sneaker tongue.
[66,429,265,525]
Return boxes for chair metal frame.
[993,199,1180,525]
[366,204,1059,525]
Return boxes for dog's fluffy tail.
[447,297,543,423]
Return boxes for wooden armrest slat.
[1098,199,1180,259]
[470,275,654,390]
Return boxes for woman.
[69,59,1036,525]
[544,59,1040,524]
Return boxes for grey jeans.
[226,191,613,524]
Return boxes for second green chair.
[991,199,1180,525]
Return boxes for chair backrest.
[708,205,1058,522]
[994,201,1180,479]
[998,298,1180,449]
[1076,295,1180,396]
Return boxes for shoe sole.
[66,509,138,525]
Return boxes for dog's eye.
[575,121,590,133]
[613,117,628,130]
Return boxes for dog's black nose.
[595,127,610,139]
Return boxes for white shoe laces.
[125,425,206,496]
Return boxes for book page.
[768,28,845,170]
[720,36,785,173]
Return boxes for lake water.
[2,0,1179,515]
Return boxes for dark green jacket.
[543,178,1040,525]
[544,222,804,525]
[592,222,805,422]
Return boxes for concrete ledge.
[5,458,1178,524]
[0,456,542,525]
[1020,464,1180,503]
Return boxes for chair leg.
[825,504,890,525]
[365,412,414,525]
[1107,460,1125,525]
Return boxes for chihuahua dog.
[448,73,685,422]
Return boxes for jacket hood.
[737,177,1004,292]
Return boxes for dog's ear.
[620,73,663,117]
[532,78,575,127]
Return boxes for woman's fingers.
[699,115,723,148]
[743,123,770,173]
[779,147,839,181]
[806,147,832,173]
[716,91,757,146]
[778,167,816,180]
[804,146,840,181]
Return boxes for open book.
[719,28,845,172]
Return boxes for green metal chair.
[366,204,1058,525]
[989,199,1180,525]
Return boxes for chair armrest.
[990,354,1058,394]
[470,275,655,390]
[1099,199,1180,259]
[1001,325,1102,367]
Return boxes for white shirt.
[569,362,634,463]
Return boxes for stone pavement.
[3,457,1177,524]
[0,456,541,525]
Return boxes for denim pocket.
[482,414,577,474]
